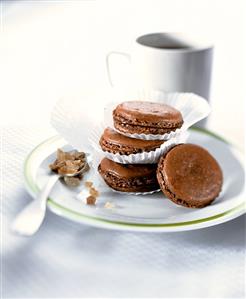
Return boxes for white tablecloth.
[2,126,245,298]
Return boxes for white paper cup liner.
[89,124,189,164]
[104,89,211,140]
[50,95,103,152]
[112,189,161,196]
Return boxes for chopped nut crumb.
[104,202,115,209]
[74,151,85,159]
[86,196,96,205]
[84,181,100,205]
[57,148,66,161]
[89,187,100,197]
[85,181,93,188]
[49,148,89,187]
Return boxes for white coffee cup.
[106,32,213,100]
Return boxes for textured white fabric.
[2,126,246,298]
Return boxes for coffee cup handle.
[106,51,131,87]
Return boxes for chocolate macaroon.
[157,144,223,208]
[98,158,159,192]
[113,101,183,135]
[99,127,164,155]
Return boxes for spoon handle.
[12,174,60,236]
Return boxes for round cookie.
[113,101,183,135]
[99,127,164,155]
[98,158,159,192]
[157,144,223,208]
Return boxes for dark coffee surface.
[137,33,192,50]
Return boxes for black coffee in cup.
[137,33,192,49]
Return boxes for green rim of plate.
[23,127,245,228]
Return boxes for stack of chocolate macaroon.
[98,101,223,208]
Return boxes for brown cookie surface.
[98,158,159,192]
[157,144,223,208]
[113,101,183,135]
[99,127,164,155]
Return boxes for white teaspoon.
[11,162,88,236]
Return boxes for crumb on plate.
[104,202,115,209]
[86,196,96,205]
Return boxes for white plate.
[24,128,245,232]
